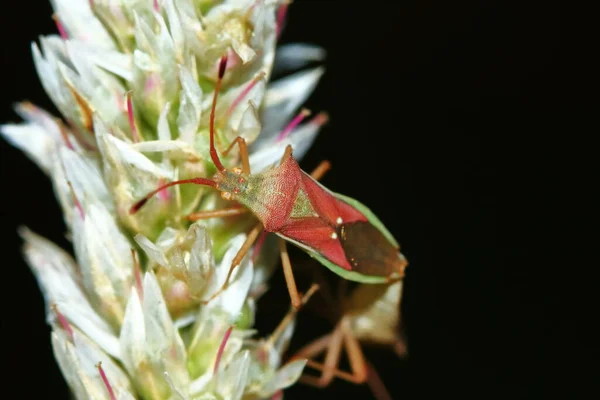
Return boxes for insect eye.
[238,177,245,184]
[233,188,240,194]
[221,192,233,201]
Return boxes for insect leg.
[309,160,332,181]
[339,319,368,384]
[296,323,345,388]
[201,222,263,304]
[187,206,248,221]
[364,361,394,400]
[297,318,376,387]
[222,136,251,175]
[279,238,302,310]
[267,283,319,347]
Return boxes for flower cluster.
[2,0,329,399]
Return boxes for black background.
[1,1,596,399]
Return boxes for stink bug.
[131,55,408,308]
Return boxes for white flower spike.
[3,0,332,398]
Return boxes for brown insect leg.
[201,223,263,304]
[267,283,320,347]
[187,206,248,221]
[297,318,372,387]
[279,238,302,310]
[310,160,332,181]
[365,361,394,400]
[223,136,251,175]
[291,333,333,363]
[339,319,368,384]
[297,323,345,387]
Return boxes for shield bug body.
[131,55,408,308]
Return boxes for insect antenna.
[210,55,229,172]
[129,178,217,214]
[129,54,230,215]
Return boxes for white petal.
[186,223,213,279]
[50,0,115,49]
[14,102,63,141]
[67,40,133,81]
[119,289,146,375]
[231,38,256,64]
[259,360,307,397]
[157,103,173,141]
[96,117,174,181]
[142,273,189,389]
[51,330,88,400]
[74,203,134,326]
[249,119,324,173]
[59,146,113,211]
[205,235,254,322]
[1,102,64,174]
[20,228,120,358]
[258,66,324,143]
[134,233,169,266]
[0,122,56,174]
[230,101,261,144]
[164,0,185,61]
[120,273,189,393]
[219,350,251,400]
[273,43,326,74]
[177,66,203,145]
[59,52,126,129]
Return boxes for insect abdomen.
[339,221,407,278]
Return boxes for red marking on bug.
[279,217,351,270]
[96,362,117,400]
[251,230,268,264]
[225,72,266,119]
[126,92,140,143]
[213,325,233,375]
[52,14,68,40]
[52,304,74,342]
[276,109,311,142]
[66,181,85,220]
[300,172,367,227]
[276,4,289,39]
[131,249,143,300]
